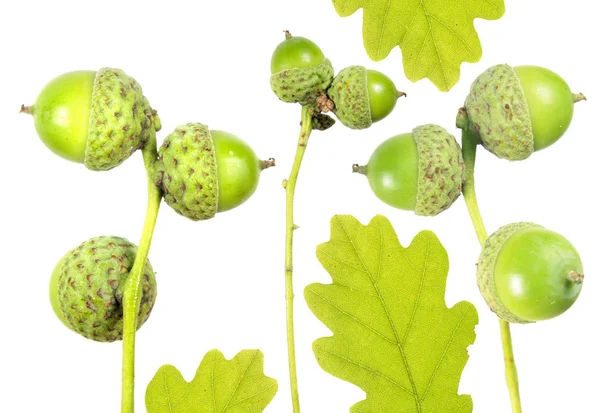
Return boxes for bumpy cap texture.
[477,222,542,324]
[413,124,464,216]
[85,68,161,171]
[57,236,157,342]
[158,123,218,221]
[464,64,533,161]
[328,66,372,130]
[271,59,334,106]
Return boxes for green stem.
[499,318,522,413]
[121,130,162,413]
[461,127,488,245]
[283,105,313,413]
[460,126,523,413]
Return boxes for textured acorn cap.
[270,59,334,106]
[413,124,464,216]
[464,64,533,161]
[157,123,218,221]
[57,236,157,342]
[328,66,372,130]
[477,222,542,324]
[85,68,161,171]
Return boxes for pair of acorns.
[22,68,271,221]
[270,31,403,130]
[355,64,586,217]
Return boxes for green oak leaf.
[331,0,505,91]
[145,349,277,413]
[305,215,478,412]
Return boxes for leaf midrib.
[416,1,449,90]
[219,351,258,412]
[338,218,422,412]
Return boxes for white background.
[0,1,598,412]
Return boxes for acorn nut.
[477,222,584,323]
[22,68,161,170]
[270,32,334,106]
[157,123,274,221]
[462,64,585,160]
[328,66,402,130]
[354,124,464,216]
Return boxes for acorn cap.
[157,123,218,221]
[328,66,372,130]
[270,59,334,106]
[85,68,161,171]
[413,124,464,216]
[57,236,157,342]
[464,64,533,161]
[477,222,541,324]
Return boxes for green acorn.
[462,64,585,160]
[49,236,157,342]
[477,222,584,323]
[157,123,274,221]
[270,31,334,106]
[354,124,464,216]
[21,68,161,170]
[328,66,403,130]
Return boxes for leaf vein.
[319,248,369,274]
[420,306,471,403]
[307,287,396,345]
[316,345,415,396]
[375,0,394,57]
